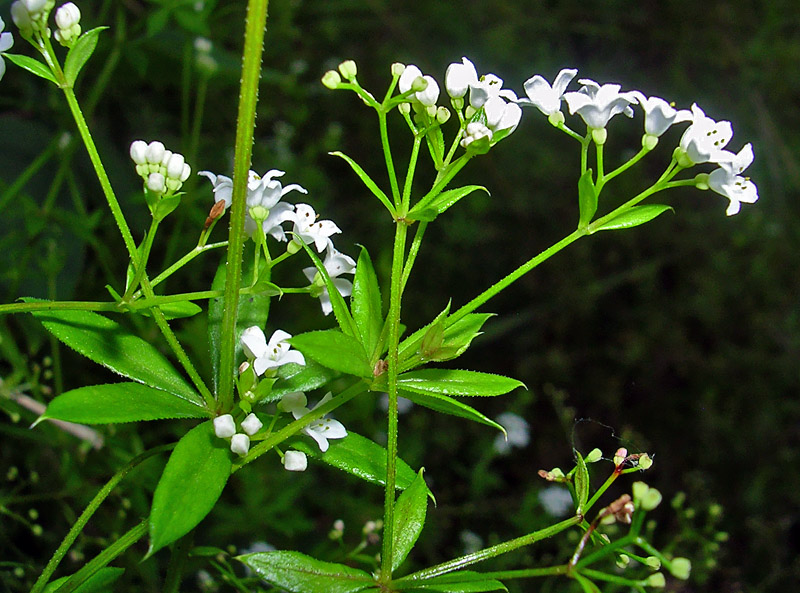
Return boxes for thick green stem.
[217,0,270,413]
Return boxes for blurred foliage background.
[0,0,798,591]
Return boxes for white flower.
[707,143,758,215]
[518,68,578,116]
[0,18,14,82]
[492,412,530,455]
[678,103,733,165]
[230,433,250,457]
[241,413,263,436]
[445,57,478,99]
[460,122,493,151]
[538,485,574,517]
[283,450,308,471]
[198,171,234,208]
[247,169,307,209]
[468,72,517,110]
[240,327,306,376]
[303,242,356,315]
[213,414,236,438]
[280,392,347,453]
[563,79,639,130]
[630,92,692,138]
[398,64,440,107]
[292,203,341,252]
[484,95,522,135]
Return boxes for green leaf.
[3,53,58,84]
[351,246,383,359]
[398,369,524,398]
[208,254,271,394]
[398,303,450,363]
[574,449,589,513]
[290,431,417,489]
[25,302,201,405]
[135,300,203,320]
[392,470,431,572]
[64,27,108,87]
[593,205,673,232]
[289,330,372,378]
[269,360,340,402]
[43,567,125,593]
[578,169,597,228]
[238,550,375,593]
[38,382,208,425]
[409,186,489,222]
[399,572,507,592]
[330,151,396,215]
[398,390,505,433]
[147,421,232,557]
[400,312,492,371]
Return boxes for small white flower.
[241,413,263,436]
[0,18,14,82]
[283,450,308,471]
[198,171,234,208]
[563,79,639,130]
[707,143,758,215]
[492,412,530,455]
[445,57,478,99]
[538,485,574,517]
[518,68,578,116]
[468,72,517,110]
[10,3,34,35]
[230,433,250,457]
[292,203,341,252]
[678,103,733,165]
[398,64,440,107]
[460,122,493,150]
[241,327,305,376]
[303,242,356,315]
[281,392,347,453]
[247,169,307,209]
[630,92,692,138]
[483,95,522,135]
[213,414,236,438]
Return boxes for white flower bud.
[24,0,48,12]
[166,152,186,180]
[11,2,33,33]
[146,172,166,194]
[55,2,80,30]
[180,163,191,182]
[159,149,173,168]
[213,414,236,438]
[230,433,250,457]
[283,450,307,471]
[241,413,263,436]
[129,140,147,165]
[145,141,165,165]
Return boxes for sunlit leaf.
[239,550,375,593]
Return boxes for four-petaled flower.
[279,392,347,452]
[303,241,356,315]
[678,103,733,165]
[241,327,305,376]
[518,68,578,117]
[563,79,639,131]
[0,17,14,82]
[707,143,759,215]
[630,92,692,138]
[292,203,341,252]
[445,57,478,99]
[398,64,440,107]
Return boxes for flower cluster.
[129,140,191,197]
[278,391,347,470]
[53,1,80,47]
[10,0,55,38]
[213,412,263,457]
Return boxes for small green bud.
[644,556,662,570]
[642,134,659,151]
[548,111,565,127]
[321,70,342,90]
[637,453,654,470]
[694,173,710,190]
[391,62,405,77]
[591,127,608,145]
[632,481,663,511]
[644,573,665,588]
[436,106,451,124]
[249,205,268,223]
[585,448,603,463]
[398,102,411,115]
[450,96,464,111]
[410,75,428,93]
[669,557,692,580]
[616,553,630,569]
[338,60,357,80]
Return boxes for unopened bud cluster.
[11,0,56,37]
[129,140,191,196]
[53,2,80,47]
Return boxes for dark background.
[1,1,798,591]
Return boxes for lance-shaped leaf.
[592,205,673,232]
[289,431,417,489]
[238,550,375,593]
[351,247,383,359]
[330,151,396,215]
[399,390,505,434]
[574,449,590,514]
[26,303,201,405]
[3,53,58,84]
[392,470,432,572]
[43,567,125,593]
[408,185,489,222]
[398,571,507,592]
[147,421,231,557]
[398,369,524,398]
[37,382,208,425]
[64,27,108,87]
[578,169,597,228]
[289,330,372,379]
[400,312,492,372]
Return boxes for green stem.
[217,0,270,414]
[380,220,409,581]
[596,145,650,193]
[0,301,119,316]
[148,241,229,290]
[399,515,582,582]
[378,109,401,206]
[124,218,160,300]
[30,445,173,593]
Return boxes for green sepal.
[289,330,372,379]
[573,449,590,514]
[238,550,375,593]
[64,27,109,87]
[351,246,383,359]
[592,205,674,232]
[397,369,524,398]
[3,53,58,85]
[577,169,598,228]
[330,151,396,215]
[398,390,506,434]
[152,194,182,223]
[36,382,208,425]
[147,421,232,558]
[392,470,432,572]
[24,301,201,405]
[408,186,489,222]
[43,567,125,593]
[288,431,417,489]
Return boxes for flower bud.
[436,106,451,124]
[283,450,307,471]
[11,2,34,35]
[129,140,148,165]
[166,152,186,180]
[613,447,628,467]
[644,573,665,588]
[147,172,166,194]
[230,433,250,457]
[338,59,357,80]
[644,556,662,570]
[213,414,236,438]
[632,481,663,511]
[321,70,341,89]
[585,448,603,463]
[241,413,263,436]
[145,141,165,165]
[55,2,79,29]
[669,557,692,580]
